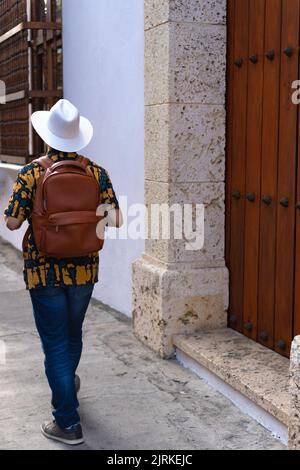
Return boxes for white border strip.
[0,163,23,172]
[4,90,26,103]
[176,348,288,445]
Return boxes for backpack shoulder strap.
[77,155,94,177]
[33,156,54,170]
[77,155,90,167]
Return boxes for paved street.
[0,238,285,450]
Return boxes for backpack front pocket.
[44,211,104,257]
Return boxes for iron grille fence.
[0,0,63,164]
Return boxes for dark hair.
[47,145,61,153]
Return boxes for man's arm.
[4,215,24,231]
[4,164,35,230]
[99,168,122,227]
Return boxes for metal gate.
[0,0,62,164]
[226,0,300,357]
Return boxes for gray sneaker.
[41,420,84,445]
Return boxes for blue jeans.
[29,283,94,429]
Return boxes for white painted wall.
[0,0,145,317]
[62,0,145,316]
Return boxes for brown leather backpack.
[25,155,105,258]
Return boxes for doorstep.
[173,328,290,428]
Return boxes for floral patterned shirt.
[4,149,119,290]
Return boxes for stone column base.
[132,255,229,358]
[289,336,300,449]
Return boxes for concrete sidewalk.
[0,238,284,450]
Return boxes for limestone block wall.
[289,336,300,449]
[132,0,228,358]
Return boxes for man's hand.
[97,205,123,228]
[4,216,23,231]
[106,208,123,228]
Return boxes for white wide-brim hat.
[31,99,93,152]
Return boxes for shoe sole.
[41,425,84,446]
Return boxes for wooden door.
[226,0,300,358]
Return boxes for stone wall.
[289,336,300,450]
[132,0,228,358]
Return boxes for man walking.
[4,99,122,445]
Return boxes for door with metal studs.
[226,0,300,358]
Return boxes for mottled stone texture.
[174,329,290,426]
[145,104,226,183]
[288,336,300,450]
[145,22,226,106]
[144,180,225,265]
[133,256,228,358]
[132,0,228,357]
[145,0,226,30]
